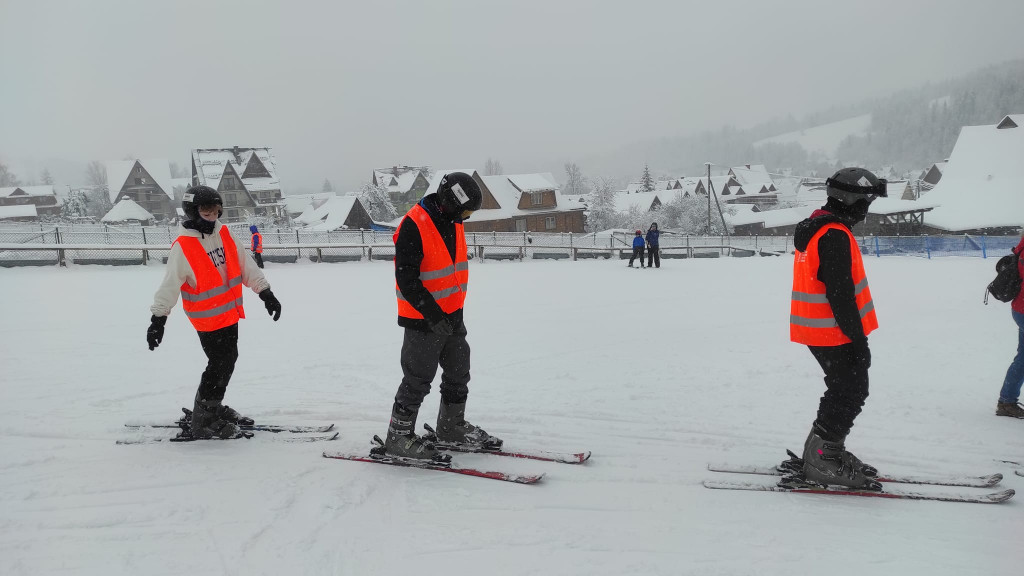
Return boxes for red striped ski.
[323,450,543,484]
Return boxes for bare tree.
[86,161,107,187]
[0,160,21,187]
[585,177,619,232]
[169,161,188,178]
[564,162,589,195]
[40,168,54,185]
[484,158,503,176]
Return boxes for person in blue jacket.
[645,222,661,268]
[628,230,645,268]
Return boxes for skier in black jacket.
[790,167,887,489]
[384,172,502,460]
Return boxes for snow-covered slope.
[1,258,1021,575]
[754,114,872,161]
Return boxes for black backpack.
[985,250,1022,304]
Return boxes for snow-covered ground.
[2,257,1022,576]
[754,114,873,161]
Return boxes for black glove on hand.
[259,289,282,321]
[147,315,167,350]
[429,317,454,336]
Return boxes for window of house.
[226,209,238,219]
[225,193,236,204]
[531,192,543,205]
[545,216,556,230]
[514,219,527,232]
[134,178,142,185]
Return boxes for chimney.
[392,165,399,176]
[233,146,242,163]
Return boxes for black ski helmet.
[182,185,223,222]
[825,168,887,205]
[436,172,482,218]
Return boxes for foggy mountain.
[566,59,1024,183]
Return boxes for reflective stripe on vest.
[394,204,468,319]
[176,226,245,332]
[252,232,262,253]
[790,223,878,346]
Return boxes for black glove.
[428,317,454,336]
[259,289,281,321]
[849,337,871,367]
[147,315,167,350]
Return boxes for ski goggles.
[826,177,888,204]
[460,209,476,220]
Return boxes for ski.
[322,436,543,484]
[125,422,335,434]
[707,462,1003,488]
[421,424,590,464]
[703,479,1015,504]
[117,431,339,445]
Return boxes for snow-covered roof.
[868,197,940,216]
[101,198,155,223]
[192,147,280,194]
[0,204,38,219]
[723,204,762,226]
[0,185,56,198]
[105,159,174,202]
[507,173,557,194]
[282,193,334,216]
[923,114,1024,231]
[296,195,361,231]
[373,166,430,194]
[729,165,775,191]
[613,191,662,213]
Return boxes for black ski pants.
[628,247,645,267]
[196,323,239,403]
[254,252,264,268]
[647,246,660,268]
[394,322,471,412]
[808,340,870,441]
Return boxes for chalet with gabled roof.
[421,170,585,233]
[373,165,431,213]
[0,185,60,219]
[106,159,174,221]
[191,147,283,222]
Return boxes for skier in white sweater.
[147,185,282,439]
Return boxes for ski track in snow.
[1,257,1022,576]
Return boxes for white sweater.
[151,221,270,318]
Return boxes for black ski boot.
[435,401,503,449]
[803,427,877,477]
[383,403,441,460]
[802,429,881,490]
[190,397,243,440]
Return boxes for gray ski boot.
[803,427,877,477]
[383,403,441,460]
[435,401,503,449]
[801,429,881,490]
[190,397,242,440]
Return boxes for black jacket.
[793,211,867,342]
[394,195,465,332]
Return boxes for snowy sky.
[2,0,1023,192]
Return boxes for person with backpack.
[996,234,1024,418]
[249,225,264,269]
[628,230,645,268]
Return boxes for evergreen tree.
[41,168,54,185]
[322,178,334,192]
[640,164,654,192]
[0,160,20,187]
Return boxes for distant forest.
[584,59,1024,181]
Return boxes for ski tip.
[577,451,592,463]
[989,489,1015,503]
[982,473,1003,485]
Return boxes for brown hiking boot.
[996,402,1024,419]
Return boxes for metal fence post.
[296,229,301,260]
[981,235,987,258]
[874,236,880,257]
[925,236,931,259]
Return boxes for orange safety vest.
[395,204,468,319]
[251,232,263,253]
[790,223,878,346]
[175,226,245,332]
